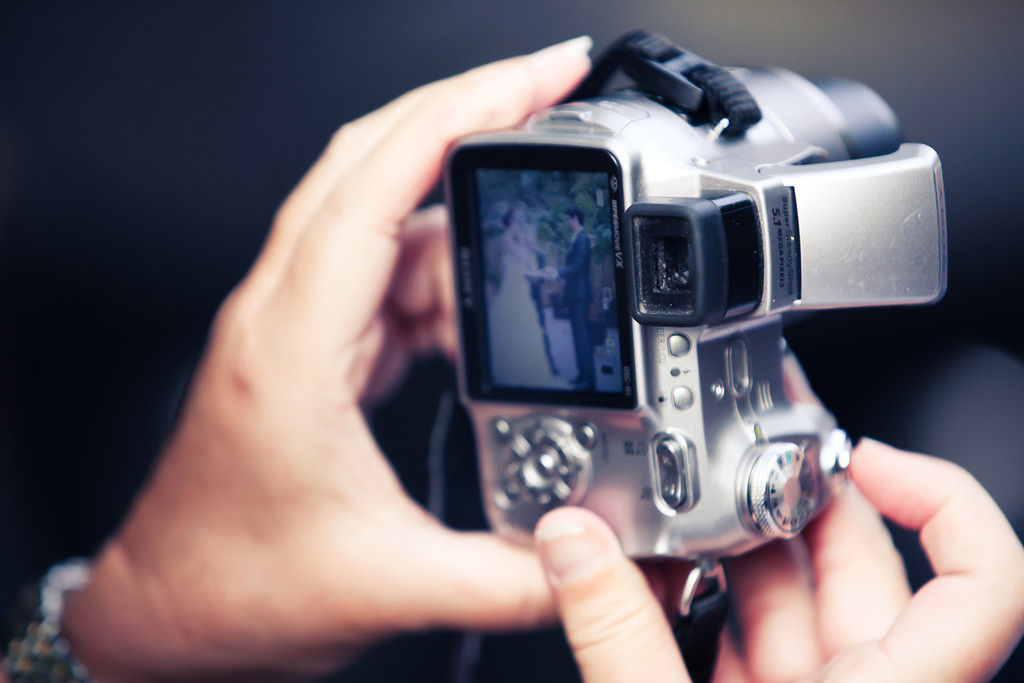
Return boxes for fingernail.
[528,35,593,67]
[475,36,592,96]
[856,436,891,451]
[536,521,606,584]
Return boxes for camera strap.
[673,558,730,683]
[568,31,762,137]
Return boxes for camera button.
[574,423,597,450]
[668,333,691,356]
[653,435,688,510]
[546,109,590,122]
[503,481,521,501]
[727,339,751,396]
[672,386,695,410]
[492,418,513,441]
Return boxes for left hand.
[59,36,593,682]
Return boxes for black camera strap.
[568,31,762,138]
[672,558,730,683]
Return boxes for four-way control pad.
[493,416,592,508]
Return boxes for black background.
[2,1,1022,680]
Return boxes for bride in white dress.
[486,207,563,390]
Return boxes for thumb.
[535,508,691,683]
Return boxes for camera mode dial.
[495,416,591,508]
[746,441,816,537]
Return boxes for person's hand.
[538,442,1024,682]
[58,36,593,682]
[536,370,1024,682]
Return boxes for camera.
[445,34,946,560]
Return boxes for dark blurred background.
[2,1,1022,680]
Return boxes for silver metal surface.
[763,144,947,308]
[680,558,726,618]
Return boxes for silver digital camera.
[445,35,946,560]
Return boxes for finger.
[801,482,912,657]
[277,44,588,231]
[782,348,821,405]
[852,439,1024,682]
[714,630,753,683]
[235,98,422,308]
[355,206,455,406]
[270,36,592,350]
[309,518,556,648]
[728,537,823,683]
[245,54,547,302]
[386,205,456,356]
[535,507,690,683]
[397,526,558,633]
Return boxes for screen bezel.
[449,143,637,409]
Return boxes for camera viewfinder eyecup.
[627,193,762,326]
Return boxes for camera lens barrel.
[810,77,903,159]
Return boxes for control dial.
[746,442,817,537]
[496,417,591,508]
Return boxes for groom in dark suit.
[558,205,594,390]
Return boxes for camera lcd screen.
[450,145,636,408]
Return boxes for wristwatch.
[2,559,94,683]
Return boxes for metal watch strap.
[3,559,94,683]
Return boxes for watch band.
[3,559,94,683]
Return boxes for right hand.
[535,439,1024,682]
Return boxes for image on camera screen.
[475,167,625,398]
